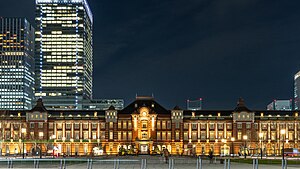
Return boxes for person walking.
[163,148,170,164]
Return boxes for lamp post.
[280,129,286,161]
[21,128,26,159]
[243,135,248,159]
[259,133,263,159]
[231,137,235,156]
[221,139,227,156]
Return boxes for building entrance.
[140,144,149,154]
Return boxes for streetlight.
[243,135,248,159]
[21,128,26,159]
[221,139,227,156]
[231,137,235,156]
[259,133,263,159]
[280,129,286,161]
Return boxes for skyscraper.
[0,17,35,110]
[35,0,93,110]
[267,99,292,111]
[294,71,300,110]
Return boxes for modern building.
[35,0,93,110]
[187,98,202,110]
[267,99,292,111]
[0,97,299,157]
[0,17,35,110]
[294,71,300,110]
[82,99,124,110]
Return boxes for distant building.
[187,98,202,110]
[35,0,93,110]
[82,99,124,110]
[267,100,292,111]
[294,71,300,110]
[0,17,35,110]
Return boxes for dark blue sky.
[2,0,300,109]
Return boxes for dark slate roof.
[119,97,170,114]
[173,105,182,110]
[30,98,47,112]
[183,110,233,116]
[233,98,251,112]
[48,110,105,117]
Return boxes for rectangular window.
[226,123,232,129]
[38,123,43,129]
[74,123,79,129]
[201,131,206,140]
[100,131,105,140]
[192,131,197,140]
[175,131,180,140]
[83,131,88,139]
[57,123,62,129]
[30,123,35,128]
[201,124,206,130]
[83,123,88,129]
[109,122,113,129]
[162,121,166,129]
[75,131,79,140]
[167,131,171,140]
[209,131,215,139]
[123,132,127,140]
[175,123,180,129]
[118,122,121,129]
[237,123,242,129]
[66,131,71,140]
[118,132,121,140]
[184,123,189,129]
[157,132,161,140]
[128,131,132,140]
[246,123,251,129]
[49,123,53,129]
[192,123,197,129]
[209,124,214,130]
[157,121,161,129]
[92,132,97,139]
[162,132,166,140]
[101,123,106,129]
[123,122,127,129]
[271,131,276,140]
[218,131,223,138]
[57,131,62,139]
[92,123,97,129]
[109,131,113,140]
[128,122,132,129]
[66,123,71,129]
[218,124,223,129]
[184,132,188,141]
[167,121,171,129]
[238,131,242,140]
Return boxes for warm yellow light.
[21,128,26,133]
[280,129,286,135]
[243,135,248,140]
[231,137,235,142]
[259,133,263,138]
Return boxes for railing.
[0,156,299,169]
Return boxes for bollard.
[197,157,202,169]
[284,159,287,169]
[252,159,258,169]
[227,159,230,169]
[168,159,174,169]
[224,159,227,169]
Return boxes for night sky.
[1,0,300,110]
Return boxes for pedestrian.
[163,148,169,164]
[208,150,213,164]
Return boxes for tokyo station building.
[0,96,300,156]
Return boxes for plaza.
[0,156,300,169]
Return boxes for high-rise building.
[294,71,300,110]
[35,0,93,110]
[0,17,35,110]
[82,99,124,110]
[267,99,292,111]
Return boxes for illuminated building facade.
[0,97,299,156]
[295,71,300,110]
[35,0,93,110]
[0,17,35,110]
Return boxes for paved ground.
[0,156,299,169]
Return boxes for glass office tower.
[294,71,300,110]
[35,0,93,110]
[0,17,35,110]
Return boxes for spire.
[31,98,47,112]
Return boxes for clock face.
[142,112,147,116]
